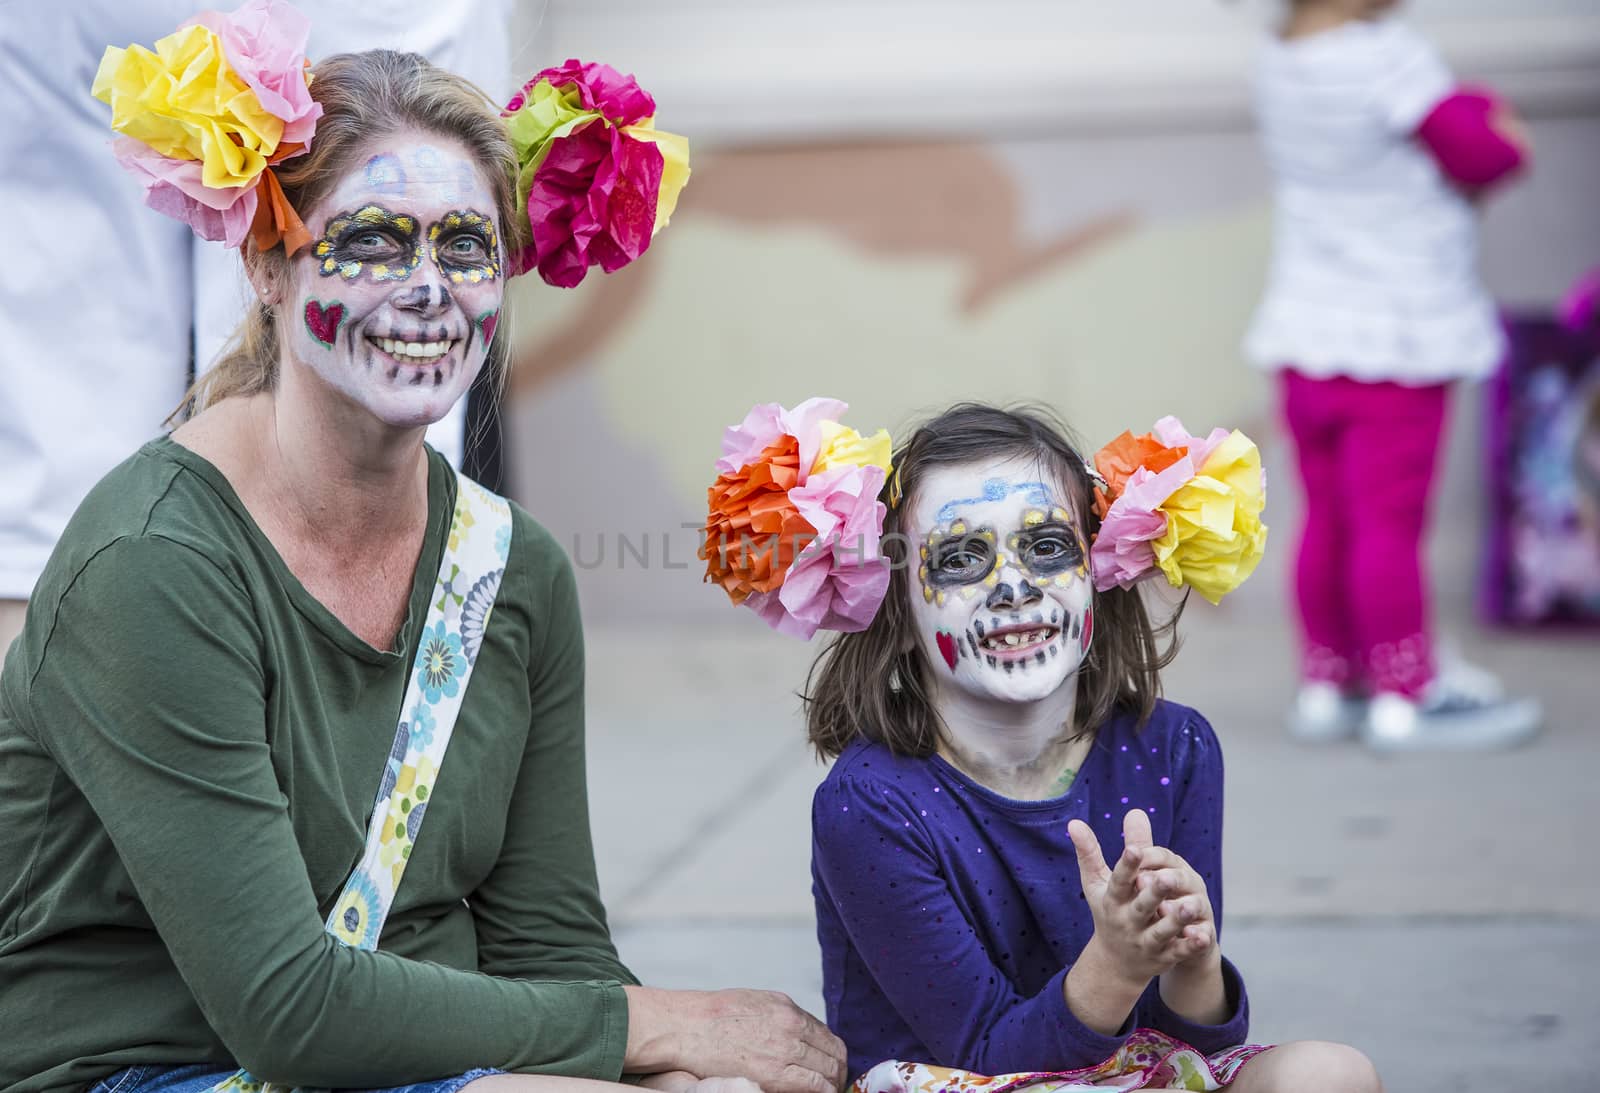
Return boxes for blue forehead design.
[364,153,406,196]
[935,479,1053,525]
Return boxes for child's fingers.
[1132,845,1189,875]
[1143,900,1192,949]
[1131,869,1189,918]
[1181,922,1216,957]
[1067,819,1110,892]
[1107,840,1144,904]
[1123,808,1153,854]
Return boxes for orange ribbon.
[249,141,312,256]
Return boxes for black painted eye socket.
[342,227,407,258]
[930,534,995,586]
[1019,527,1084,575]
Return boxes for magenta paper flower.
[510,60,655,125]
[519,119,664,287]
[113,138,259,246]
[503,59,689,286]
[1090,455,1196,592]
[715,397,849,480]
[186,0,321,145]
[744,463,891,638]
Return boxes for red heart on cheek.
[936,630,959,672]
[304,299,345,349]
[479,310,499,346]
[1081,608,1094,653]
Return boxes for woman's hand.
[623,986,847,1093]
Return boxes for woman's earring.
[889,666,903,694]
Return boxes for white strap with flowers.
[210,469,511,1093]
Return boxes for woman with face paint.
[805,406,1380,1092]
[0,9,844,1093]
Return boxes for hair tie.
[500,60,691,286]
[93,0,321,255]
[700,398,894,639]
[1088,416,1267,605]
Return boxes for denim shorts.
[90,1063,505,1093]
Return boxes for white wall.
[529,0,1600,142]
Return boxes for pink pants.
[1280,371,1450,698]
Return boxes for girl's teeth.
[982,629,1056,652]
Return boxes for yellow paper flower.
[812,420,893,476]
[1150,430,1268,605]
[92,23,284,190]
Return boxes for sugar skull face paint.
[281,128,505,430]
[429,210,500,285]
[313,205,423,282]
[303,299,345,348]
[907,457,1094,706]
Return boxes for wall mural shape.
[508,141,1135,400]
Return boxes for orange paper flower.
[1093,431,1189,518]
[700,436,818,604]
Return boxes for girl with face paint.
[805,405,1379,1092]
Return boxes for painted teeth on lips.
[979,628,1058,652]
[372,336,456,362]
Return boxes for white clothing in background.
[0,2,197,600]
[1,0,515,600]
[1244,18,1505,385]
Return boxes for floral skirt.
[854,1030,1275,1093]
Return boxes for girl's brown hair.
[803,403,1183,760]
[179,49,524,418]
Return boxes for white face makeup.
[906,457,1095,707]
[282,127,504,430]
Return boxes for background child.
[1244,0,1540,748]
[805,404,1380,1092]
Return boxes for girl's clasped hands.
[1066,809,1229,1033]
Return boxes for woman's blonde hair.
[179,49,524,418]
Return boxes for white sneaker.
[1363,664,1543,752]
[1288,682,1366,743]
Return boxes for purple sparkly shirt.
[811,700,1249,1081]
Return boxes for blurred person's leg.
[1280,371,1365,740]
[1344,380,1542,749]
[1338,378,1448,700]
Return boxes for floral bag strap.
[211,470,512,1093]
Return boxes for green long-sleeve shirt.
[0,438,637,1093]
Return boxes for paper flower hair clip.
[701,399,893,639]
[1090,416,1268,605]
[501,60,690,287]
[93,0,322,255]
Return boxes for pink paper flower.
[517,120,664,287]
[113,138,259,246]
[1151,416,1230,472]
[511,59,655,125]
[716,397,849,479]
[186,0,321,143]
[745,464,890,638]
[1090,455,1196,592]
